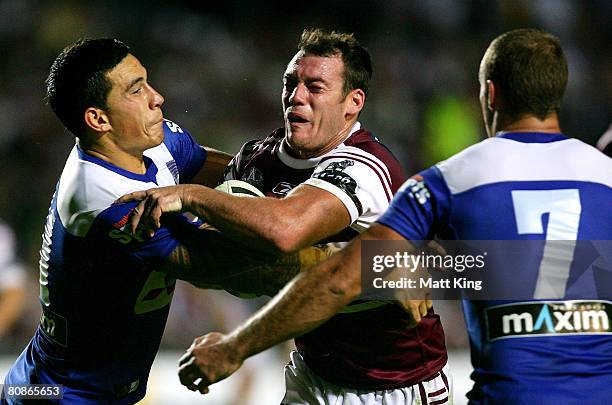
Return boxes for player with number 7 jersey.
[378,29,612,405]
[379,131,612,403]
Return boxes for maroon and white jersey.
[223,123,447,389]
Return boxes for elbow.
[269,232,303,254]
[267,222,306,254]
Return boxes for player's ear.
[486,80,496,111]
[345,88,366,118]
[84,107,111,133]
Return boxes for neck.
[78,136,146,174]
[495,112,561,135]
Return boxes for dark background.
[0,0,610,352]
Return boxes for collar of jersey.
[76,146,159,183]
[495,131,568,143]
[276,121,362,169]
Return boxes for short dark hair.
[46,38,130,137]
[482,28,568,120]
[298,28,372,97]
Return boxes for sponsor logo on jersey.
[112,213,131,229]
[164,119,184,133]
[400,175,430,205]
[314,160,358,192]
[109,211,145,244]
[326,160,355,172]
[39,306,68,347]
[241,166,264,191]
[272,182,295,196]
[313,159,362,213]
[485,300,612,341]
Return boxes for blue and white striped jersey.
[3,120,206,404]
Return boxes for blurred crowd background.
[0,0,610,402]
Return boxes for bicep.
[301,155,395,231]
[280,184,352,246]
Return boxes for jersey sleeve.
[88,202,200,265]
[162,119,207,183]
[303,152,394,224]
[220,138,262,184]
[377,166,452,241]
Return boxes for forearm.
[190,148,234,187]
[184,186,301,252]
[191,249,301,297]
[229,242,361,359]
[165,227,316,296]
[120,184,349,254]
[224,245,335,296]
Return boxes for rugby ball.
[215,180,264,197]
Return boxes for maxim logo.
[485,301,612,341]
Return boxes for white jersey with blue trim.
[3,120,206,404]
[378,132,612,404]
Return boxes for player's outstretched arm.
[176,223,432,394]
[189,147,234,187]
[160,226,333,297]
[117,183,350,253]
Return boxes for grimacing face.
[282,51,354,157]
[104,54,165,155]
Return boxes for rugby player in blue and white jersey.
[174,29,612,404]
[0,38,323,405]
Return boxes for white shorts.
[281,351,452,405]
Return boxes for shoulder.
[159,119,196,156]
[232,128,284,169]
[162,119,189,137]
[569,138,612,171]
[437,136,612,194]
[239,128,284,157]
[56,147,156,236]
[333,128,406,191]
